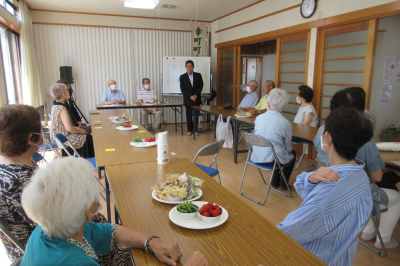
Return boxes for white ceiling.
[27,0,262,21]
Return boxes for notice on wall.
[382,57,396,83]
[396,58,400,85]
[380,83,392,104]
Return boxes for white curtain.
[20,1,44,109]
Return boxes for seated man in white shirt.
[138,78,162,131]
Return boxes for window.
[0,27,22,104]
[0,0,17,17]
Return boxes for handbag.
[216,114,233,148]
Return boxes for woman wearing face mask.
[293,85,318,127]
[49,83,95,158]
[21,157,209,266]
[0,104,43,262]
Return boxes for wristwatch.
[144,236,160,254]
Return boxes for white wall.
[369,15,400,140]
[31,11,192,32]
[261,54,276,97]
[33,24,191,122]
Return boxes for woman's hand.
[149,238,181,266]
[309,167,340,184]
[79,128,88,134]
[184,251,210,266]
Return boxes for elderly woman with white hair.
[20,157,209,266]
[251,88,296,191]
[49,83,95,158]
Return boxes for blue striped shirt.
[238,92,259,108]
[277,160,373,266]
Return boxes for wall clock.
[300,0,317,18]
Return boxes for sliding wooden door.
[217,47,234,106]
[314,20,378,124]
[275,31,311,121]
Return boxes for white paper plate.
[152,188,202,204]
[111,119,131,124]
[116,125,139,131]
[169,201,228,229]
[142,103,156,106]
[235,114,252,118]
[130,141,157,147]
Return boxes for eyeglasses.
[33,132,44,139]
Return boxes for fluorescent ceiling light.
[124,0,159,9]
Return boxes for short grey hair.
[22,157,99,238]
[49,83,68,100]
[248,80,258,91]
[265,80,275,89]
[142,78,150,84]
[266,88,290,112]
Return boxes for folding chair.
[0,220,25,253]
[292,139,315,169]
[39,131,61,158]
[193,139,225,184]
[239,132,292,205]
[359,212,388,257]
[32,152,47,167]
[53,133,105,201]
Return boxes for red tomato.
[211,210,220,217]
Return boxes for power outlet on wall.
[318,10,322,19]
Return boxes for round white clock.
[300,0,317,18]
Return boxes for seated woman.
[56,80,92,134]
[20,157,208,266]
[49,83,95,158]
[278,107,374,266]
[0,104,42,262]
[314,88,400,250]
[293,85,318,127]
[251,88,296,191]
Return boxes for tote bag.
[216,114,233,148]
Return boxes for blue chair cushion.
[86,157,97,169]
[194,163,219,177]
[247,159,274,170]
[32,152,44,163]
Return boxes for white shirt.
[187,72,193,87]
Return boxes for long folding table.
[105,158,325,266]
[96,103,184,135]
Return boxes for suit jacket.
[180,72,203,106]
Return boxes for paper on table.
[391,161,400,166]
[102,104,122,107]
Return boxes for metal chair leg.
[359,215,387,257]
[294,144,315,169]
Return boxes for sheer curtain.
[20,1,44,109]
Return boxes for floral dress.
[50,104,86,149]
[0,161,37,262]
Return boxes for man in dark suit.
[180,60,203,136]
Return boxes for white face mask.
[246,86,251,93]
[110,84,116,91]
[144,84,150,90]
[93,202,103,216]
[320,134,329,153]
[32,132,44,149]
[296,97,301,104]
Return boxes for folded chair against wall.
[193,139,225,184]
[239,132,292,205]
[53,133,105,201]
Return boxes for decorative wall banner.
[191,22,208,57]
